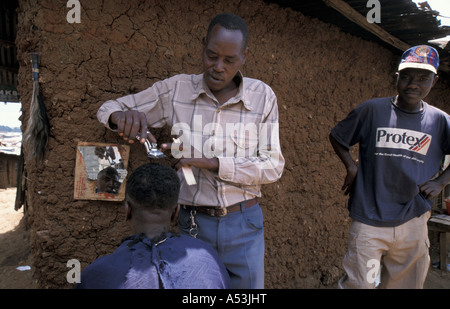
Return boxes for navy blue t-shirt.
[331,97,450,227]
[74,233,231,289]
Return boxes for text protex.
[375,127,432,155]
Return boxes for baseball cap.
[398,45,439,74]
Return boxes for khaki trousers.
[339,211,430,289]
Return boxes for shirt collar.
[193,71,253,110]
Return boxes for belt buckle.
[216,207,227,217]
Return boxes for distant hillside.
[0,125,21,133]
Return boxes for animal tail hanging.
[23,52,49,163]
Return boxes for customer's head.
[125,163,180,230]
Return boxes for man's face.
[97,173,120,194]
[202,25,248,93]
[396,68,438,107]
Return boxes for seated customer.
[75,163,230,289]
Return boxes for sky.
[0,1,449,129]
[0,101,21,128]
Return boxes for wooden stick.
[322,0,410,51]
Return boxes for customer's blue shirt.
[75,233,230,289]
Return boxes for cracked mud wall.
[15,0,450,288]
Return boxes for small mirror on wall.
[74,142,130,201]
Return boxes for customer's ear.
[171,204,180,222]
[125,201,132,221]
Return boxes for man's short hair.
[98,166,118,178]
[206,13,249,49]
[125,163,180,211]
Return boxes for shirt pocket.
[227,123,259,158]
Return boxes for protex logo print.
[376,127,432,155]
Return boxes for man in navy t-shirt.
[330,45,450,289]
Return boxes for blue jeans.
[178,202,265,289]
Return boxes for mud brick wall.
[15,0,450,288]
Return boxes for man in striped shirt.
[97,13,284,289]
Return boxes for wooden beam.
[322,0,410,51]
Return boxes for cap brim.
[398,62,437,74]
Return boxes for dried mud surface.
[14,0,450,288]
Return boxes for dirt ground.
[0,188,36,288]
[0,188,448,289]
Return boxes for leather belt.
[182,198,258,217]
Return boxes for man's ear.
[394,72,400,88]
[125,201,132,221]
[432,74,439,87]
[242,46,249,64]
[171,204,180,223]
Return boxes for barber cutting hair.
[97,13,284,289]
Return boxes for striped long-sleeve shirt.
[97,72,284,207]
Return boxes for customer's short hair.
[125,163,180,211]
